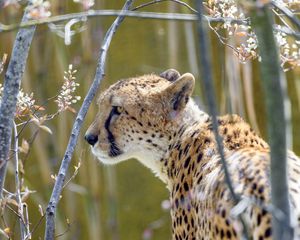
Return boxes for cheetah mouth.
[108,143,123,157]
[91,142,123,160]
[91,145,126,165]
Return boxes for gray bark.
[0,12,36,197]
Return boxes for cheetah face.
[85,69,195,165]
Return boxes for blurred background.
[0,0,299,239]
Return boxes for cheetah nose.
[85,133,98,146]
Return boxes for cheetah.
[85,69,300,240]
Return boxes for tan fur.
[86,70,300,240]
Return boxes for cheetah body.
[85,70,300,240]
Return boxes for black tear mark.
[104,106,122,157]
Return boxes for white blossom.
[73,0,94,10]
[26,0,51,19]
[56,64,81,112]
[205,0,300,70]
[0,84,35,116]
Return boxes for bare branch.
[0,6,36,197]
[132,0,197,13]
[274,25,300,40]
[0,10,249,33]
[206,18,241,56]
[44,1,134,239]
[13,122,26,240]
[195,1,249,238]
[2,9,297,40]
[1,9,297,40]
[250,3,293,240]
[23,203,30,239]
[271,0,300,31]
[62,157,82,189]
[195,0,238,209]
[28,214,45,239]
[54,221,71,239]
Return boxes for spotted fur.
[85,69,300,240]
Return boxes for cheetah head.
[85,69,196,166]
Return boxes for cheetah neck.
[136,99,209,186]
[175,99,209,128]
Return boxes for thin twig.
[132,0,197,13]
[16,94,58,134]
[5,203,23,219]
[0,127,42,175]
[21,130,39,170]
[62,157,82,189]
[195,0,239,209]
[1,9,297,39]
[0,5,36,197]
[54,218,71,238]
[23,203,31,239]
[195,1,249,239]
[1,9,297,40]
[13,122,26,240]
[271,0,300,31]
[274,25,300,40]
[272,7,294,31]
[28,215,45,239]
[44,1,134,239]
[0,228,9,239]
[205,17,240,55]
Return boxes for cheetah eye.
[113,106,124,115]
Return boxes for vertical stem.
[168,3,179,67]
[0,10,36,197]
[250,3,292,240]
[195,0,248,238]
[24,203,31,239]
[105,168,120,240]
[13,122,26,240]
[195,0,237,204]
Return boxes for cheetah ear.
[160,69,181,82]
[163,73,195,116]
